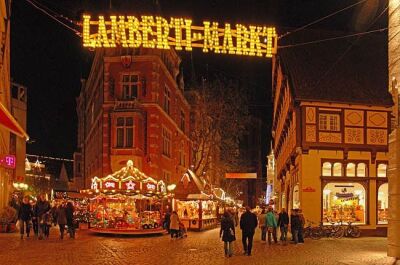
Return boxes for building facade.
[75,48,191,189]
[272,31,392,232]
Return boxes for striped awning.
[0,102,28,139]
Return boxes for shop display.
[81,161,172,234]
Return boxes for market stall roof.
[175,169,208,199]
[187,193,213,200]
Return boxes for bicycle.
[303,220,321,240]
[341,221,361,238]
[313,220,344,239]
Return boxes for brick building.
[75,48,191,189]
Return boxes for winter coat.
[291,215,302,230]
[220,216,235,242]
[278,212,289,227]
[65,205,74,226]
[258,213,267,227]
[56,206,67,225]
[169,213,179,230]
[35,200,50,218]
[265,212,277,228]
[240,211,258,235]
[18,203,33,221]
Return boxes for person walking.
[290,209,302,244]
[265,207,278,245]
[220,212,235,257]
[56,202,67,239]
[65,202,75,239]
[277,208,289,244]
[17,196,33,239]
[240,206,258,256]
[35,194,50,240]
[169,211,179,239]
[258,209,267,242]
[298,209,305,244]
[164,211,171,234]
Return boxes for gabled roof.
[277,29,393,107]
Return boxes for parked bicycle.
[303,219,320,240]
[313,220,344,239]
[340,220,361,238]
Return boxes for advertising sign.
[225,173,257,179]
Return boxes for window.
[162,127,171,157]
[116,117,133,148]
[377,183,388,224]
[122,74,139,100]
[333,163,342,176]
[179,142,185,166]
[357,163,366,177]
[319,113,340,131]
[180,110,185,132]
[377,164,387,178]
[163,85,170,114]
[346,163,356,177]
[163,171,171,183]
[322,162,332,176]
[323,182,366,224]
[292,184,300,209]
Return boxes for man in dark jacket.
[277,208,289,243]
[240,206,258,256]
[18,196,32,239]
[290,209,302,244]
[35,194,50,240]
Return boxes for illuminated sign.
[104,181,116,189]
[146,183,156,191]
[0,155,15,169]
[82,15,277,58]
[225,172,257,179]
[125,180,136,190]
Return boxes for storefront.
[81,160,172,235]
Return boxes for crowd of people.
[16,194,76,240]
[219,206,306,258]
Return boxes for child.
[41,212,52,238]
[178,222,187,238]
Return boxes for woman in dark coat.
[65,202,75,239]
[220,212,236,257]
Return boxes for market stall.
[174,170,220,231]
[81,161,172,235]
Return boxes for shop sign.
[302,187,316,192]
[225,173,257,179]
[82,14,277,58]
[0,154,16,169]
[104,181,117,189]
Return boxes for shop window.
[377,183,388,224]
[346,163,356,177]
[115,117,134,148]
[357,163,366,177]
[292,184,300,209]
[322,162,332,176]
[122,74,139,100]
[377,164,387,178]
[323,182,366,224]
[319,113,340,131]
[333,162,342,176]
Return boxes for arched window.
[333,163,342,176]
[357,163,366,177]
[377,164,387,178]
[378,183,388,224]
[322,162,332,176]
[346,163,356,177]
[293,184,300,209]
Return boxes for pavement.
[0,227,397,265]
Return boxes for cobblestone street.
[0,228,396,265]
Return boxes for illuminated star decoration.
[126,180,136,190]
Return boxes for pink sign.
[0,155,15,169]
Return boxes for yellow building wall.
[297,150,388,229]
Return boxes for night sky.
[10,0,387,158]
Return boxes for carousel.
[81,161,172,235]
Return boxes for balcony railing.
[113,99,141,110]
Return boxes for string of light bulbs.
[26,154,73,162]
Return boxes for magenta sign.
[0,155,15,169]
